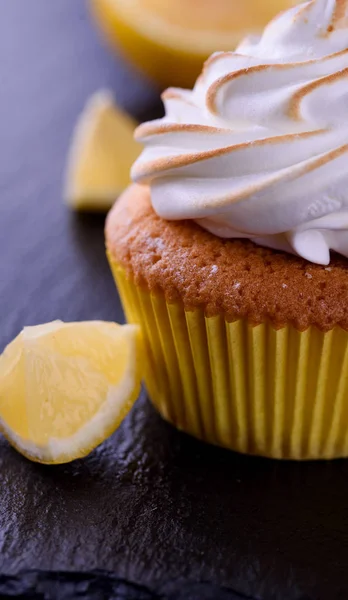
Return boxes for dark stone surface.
[1,2,348,599]
[0,571,252,600]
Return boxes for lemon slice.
[0,321,141,464]
[90,0,297,88]
[65,90,140,211]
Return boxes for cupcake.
[106,0,348,460]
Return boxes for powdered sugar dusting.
[146,236,165,252]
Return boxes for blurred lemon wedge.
[65,90,140,211]
[90,0,297,88]
[0,321,141,464]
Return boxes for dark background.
[1,2,348,599]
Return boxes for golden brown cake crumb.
[106,185,348,332]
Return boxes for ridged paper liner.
[108,255,348,459]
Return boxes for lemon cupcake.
[106,0,348,460]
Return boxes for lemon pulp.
[0,321,141,464]
[65,90,140,212]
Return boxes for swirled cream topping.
[132,0,348,265]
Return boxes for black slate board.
[1,2,348,599]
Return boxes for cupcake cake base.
[106,185,348,460]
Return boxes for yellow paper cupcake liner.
[108,255,348,460]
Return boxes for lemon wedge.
[0,321,141,464]
[90,0,297,88]
[65,90,140,211]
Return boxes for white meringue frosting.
[132,0,348,265]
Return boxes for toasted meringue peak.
[132,0,348,265]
